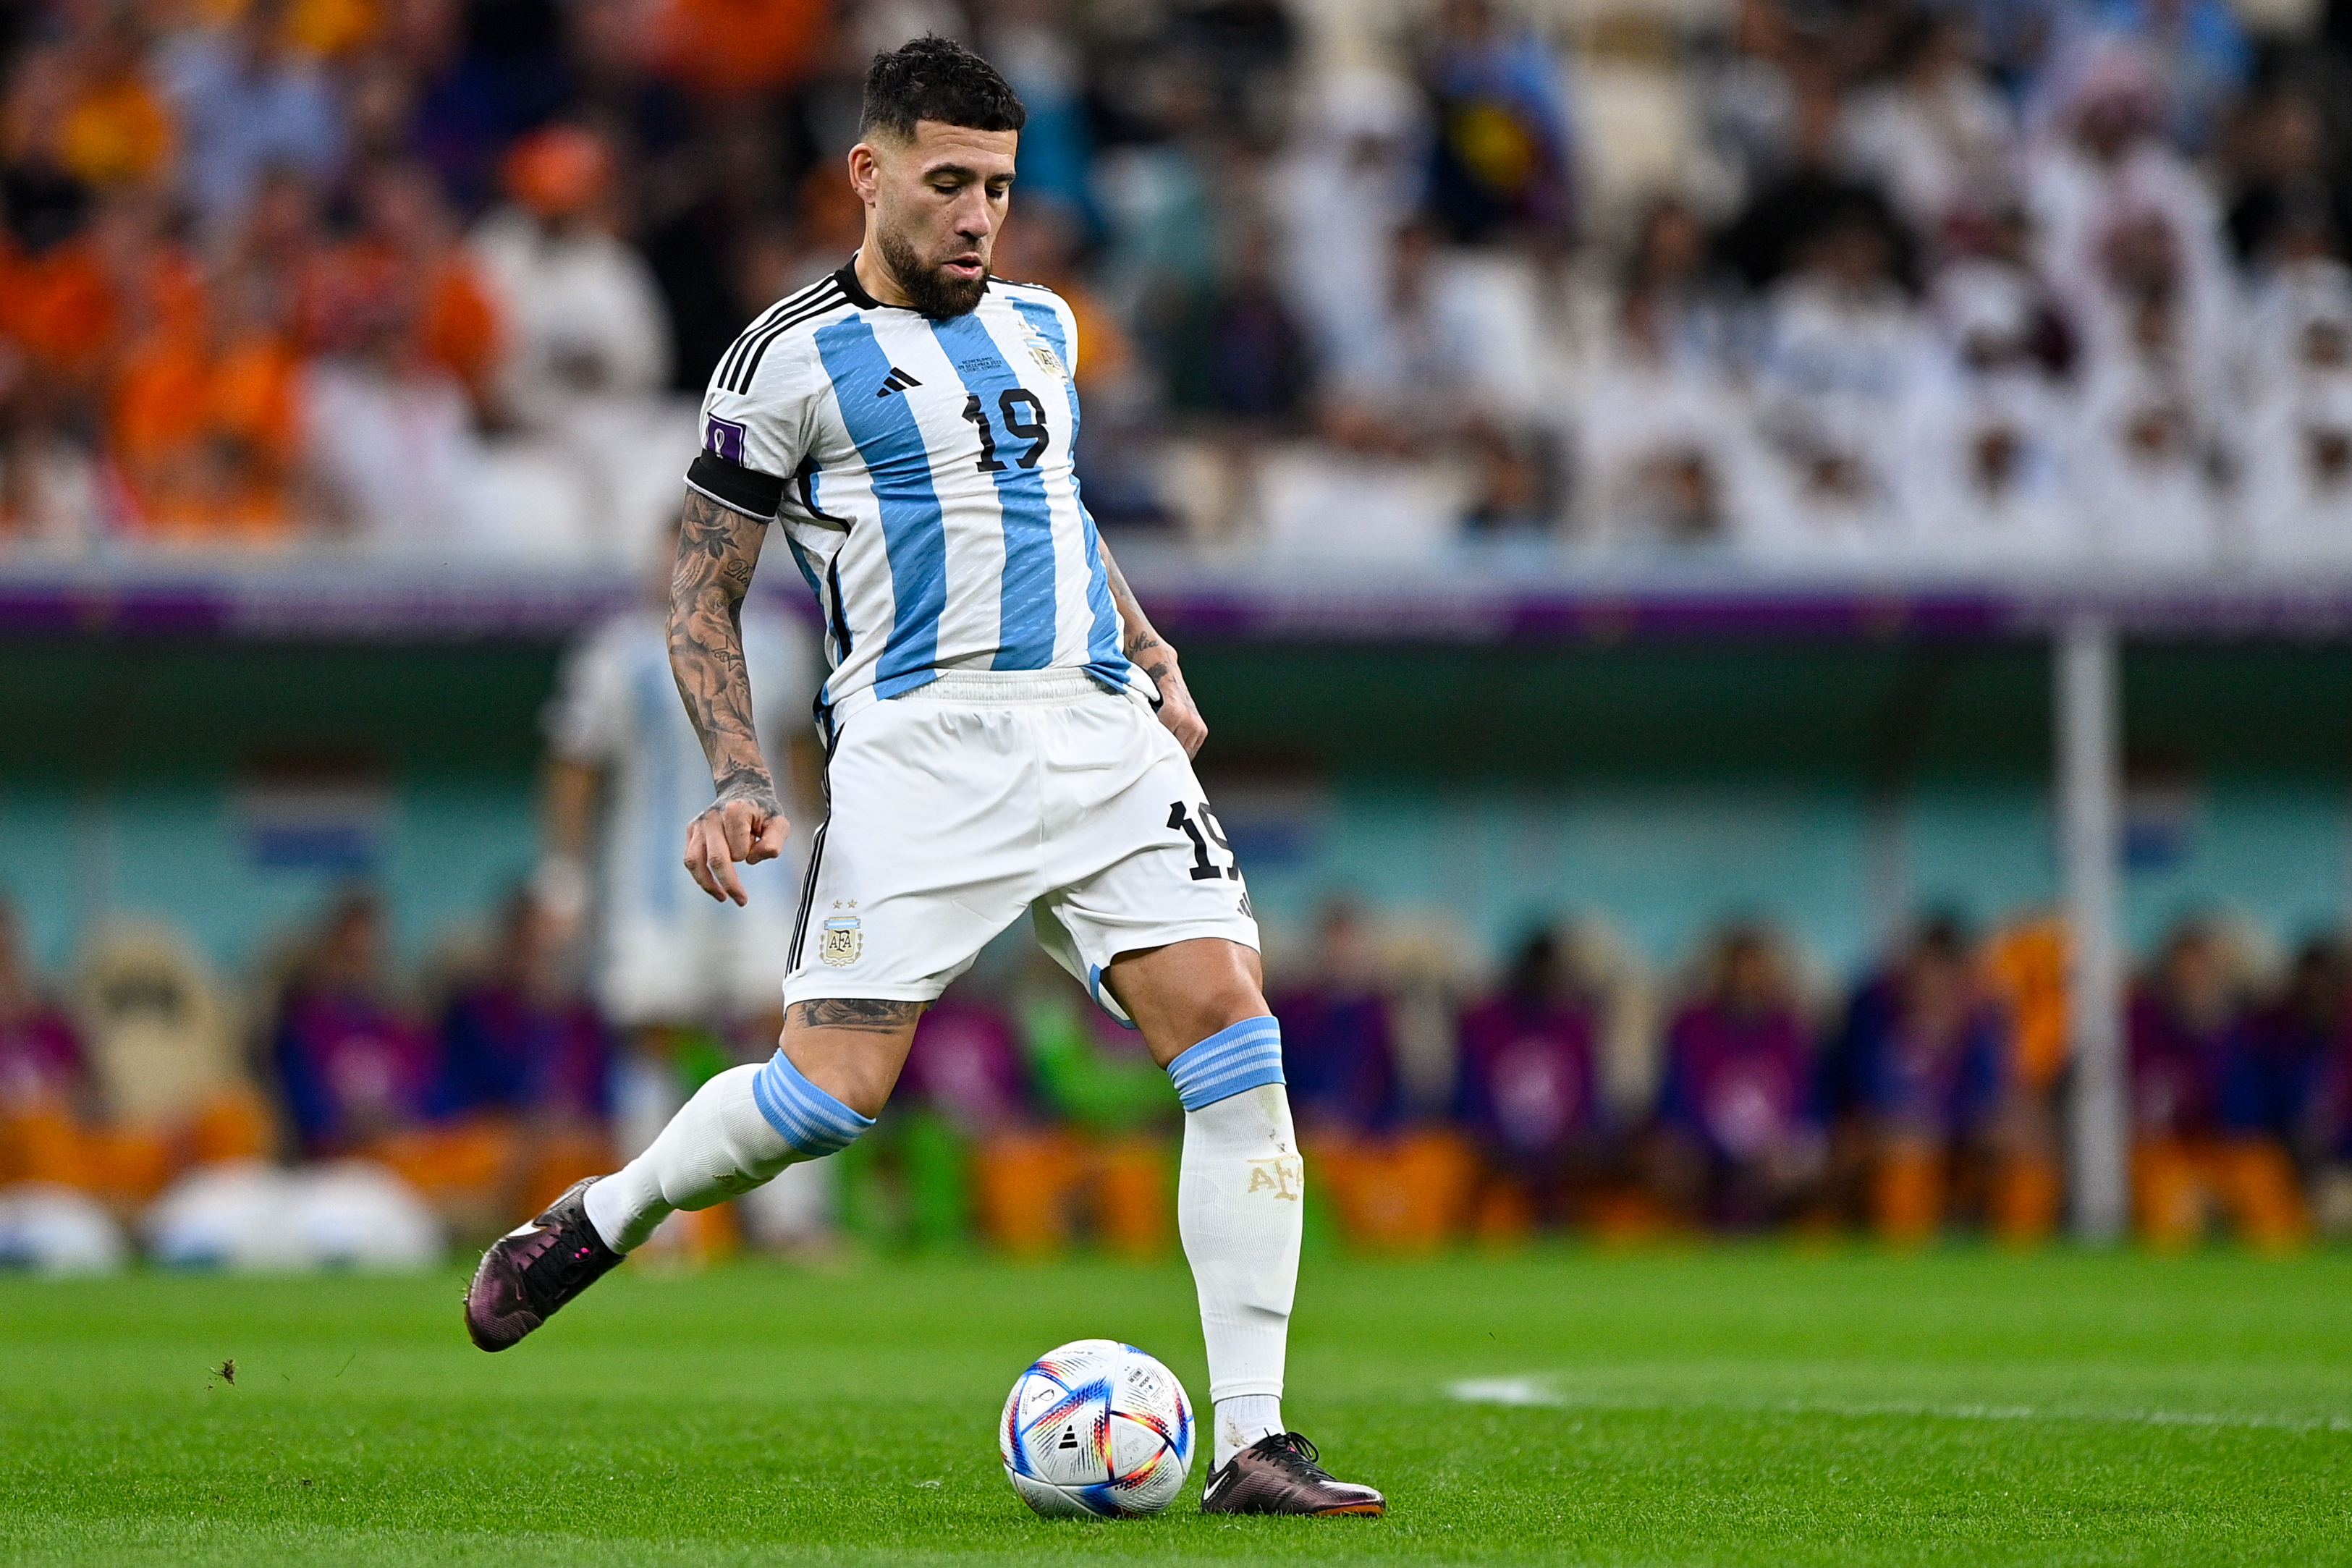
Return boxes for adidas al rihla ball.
[999,1339,1193,1517]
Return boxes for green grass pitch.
[4,1245,2348,1565]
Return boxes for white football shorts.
[782,669,1259,1020]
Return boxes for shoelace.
[1254,1433,1331,1479]
[515,1214,604,1296]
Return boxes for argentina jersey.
[683,259,1143,739]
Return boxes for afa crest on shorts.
[820,915,862,966]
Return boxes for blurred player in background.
[537,524,826,1254]
[467,36,1382,1516]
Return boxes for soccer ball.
[999,1339,1193,1518]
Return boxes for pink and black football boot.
[463,1177,624,1352]
[1199,1433,1386,1516]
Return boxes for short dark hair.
[860,35,1026,143]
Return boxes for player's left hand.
[1145,651,1206,758]
[683,796,790,906]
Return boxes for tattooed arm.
[670,488,787,905]
[1098,538,1206,758]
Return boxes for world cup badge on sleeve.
[703,414,747,463]
[820,915,863,967]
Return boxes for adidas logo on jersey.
[875,366,923,398]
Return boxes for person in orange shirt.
[304,160,502,415]
[109,270,308,541]
[8,186,206,511]
[54,12,178,191]
[645,0,828,98]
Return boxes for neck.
[853,243,915,310]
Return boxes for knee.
[1112,941,1269,1057]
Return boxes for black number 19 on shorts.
[1168,802,1240,881]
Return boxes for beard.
[879,225,987,318]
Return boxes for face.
[851,121,1018,318]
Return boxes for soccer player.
[463,36,1383,1517]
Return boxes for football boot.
[1199,1432,1385,1516]
[463,1177,624,1352]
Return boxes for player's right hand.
[683,797,789,906]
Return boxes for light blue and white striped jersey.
[684,259,1142,740]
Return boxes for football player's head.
[850,35,1025,318]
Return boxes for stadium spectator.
[431,887,615,1228]
[470,123,685,559]
[2230,936,2343,1161]
[1272,67,1426,408]
[1838,7,2018,250]
[1276,902,1403,1137]
[1269,902,1474,1254]
[402,0,575,213]
[2023,39,2233,379]
[0,897,90,1192]
[1649,924,1824,1229]
[2069,248,2224,562]
[43,8,176,194]
[1978,910,2068,1241]
[2127,918,2306,1249]
[1824,916,2015,1245]
[0,0,2342,565]
[158,0,347,243]
[2076,0,2250,156]
[1578,198,1758,548]
[2241,249,2352,562]
[299,160,503,548]
[109,237,309,541]
[1902,245,2080,559]
[1453,928,1604,1235]
[1416,0,1575,251]
[271,889,443,1164]
[1745,182,1934,554]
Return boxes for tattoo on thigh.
[790,998,924,1033]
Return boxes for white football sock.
[1174,1069,1303,1469]
[583,1062,800,1253]
[1214,1394,1285,1469]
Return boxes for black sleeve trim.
[686,451,786,518]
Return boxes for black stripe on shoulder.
[729,284,851,394]
[718,276,841,391]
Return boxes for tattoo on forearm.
[789,998,925,1033]
[1098,541,1176,683]
[669,490,774,800]
[711,760,778,812]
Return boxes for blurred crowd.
[4,0,2352,566]
[8,874,2351,1269]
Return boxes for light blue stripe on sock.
[1166,1017,1286,1111]
[753,1049,876,1156]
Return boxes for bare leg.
[776,998,926,1117]
[1101,938,1267,1067]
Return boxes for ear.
[847,142,883,206]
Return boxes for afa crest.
[820,915,863,967]
[1244,1154,1303,1202]
[1024,336,1069,382]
